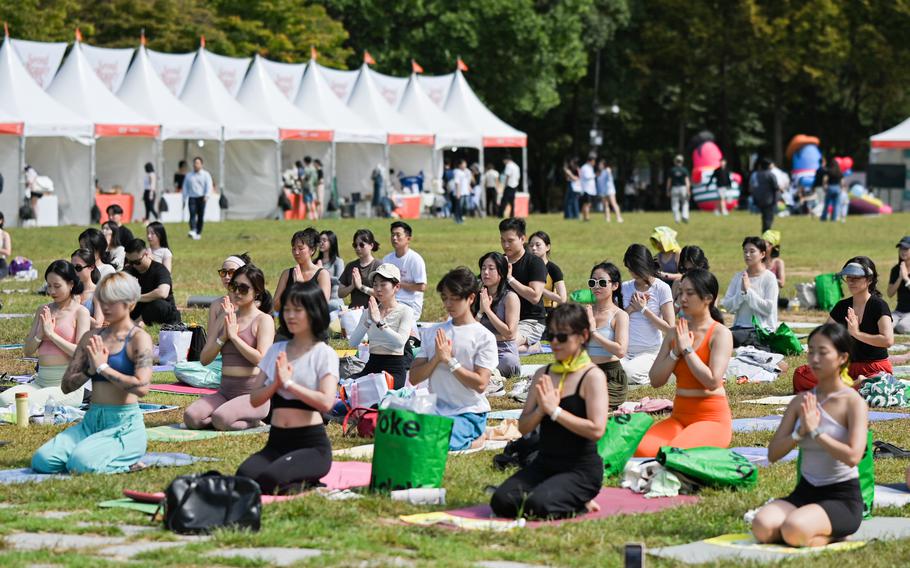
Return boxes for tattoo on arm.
[135,348,153,369]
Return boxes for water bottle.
[15,392,29,428]
[44,396,56,425]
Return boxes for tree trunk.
[773,101,783,166]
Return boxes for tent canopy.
[259,58,306,101]
[442,69,526,148]
[400,73,478,149]
[295,62,384,144]
[81,43,134,93]
[10,38,67,90]
[871,117,910,149]
[146,48,195,97]
[348,64,433,145]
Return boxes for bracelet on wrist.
[447,358,462,373]
[215,337,225,347]
[96,363,110,375]
[550,407,563,422]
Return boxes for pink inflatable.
[691,139,740,211]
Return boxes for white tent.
[146,48,195,97]
[295,62,385,198]
[369,68,408,109]
[237,56,333,198]
[0,37,93,226]
[417,73,454,109]
[10,38,67,90]
[871,118,910,150]
[259,58,305,101]
[204,50,251,97]
[348,65,434,192]
[117,45,222,198]
[82,43,134,93]
[319,65,360,103]
[180,48,280,219]
[399,73,477,150]
[870,118,910,204]
[48,41,160,221]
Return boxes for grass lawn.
[1,210,910,567]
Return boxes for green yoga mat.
[146,423,270,442]
[98,498,160,515]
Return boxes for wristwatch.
[376,320,387,329]
[215,337,225,347]
[680,346,694,357]
[790,431,802,442]
[808,429,820,440]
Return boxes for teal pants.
[31,403,147,474]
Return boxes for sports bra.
[793,389,858,485]
[673,321,718,391]
[93,327,138,382]
[221,322,258,367]
[539,365,597,457]
[586,311,617,358]
[37,314,78,358]
[270,392,318,412]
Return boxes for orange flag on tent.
[4,22,9,38]
[140,28,146,46]
[363,50,376,65]
[457,57,469,72]
[411,59,424,74]
[310,46,318,60]
[75,28,83,42]
[200,35,206,48]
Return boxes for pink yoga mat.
[149,383,217,396]
[123,460,372,504]
[447,487,698,527]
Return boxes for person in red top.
[635,268,733,457]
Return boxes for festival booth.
[689,132,741,211]
[295,62,386,202]
[179,47,280,220]
[0,36,93,226]
[237,55,333,219]
[870,118,910,212]
[47,40,159,223]
[117,45,222,223]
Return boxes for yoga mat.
[332,440,509,459]
[874,483,910,508]
[489,409,523,420]
[741,395,796,406]
[520,343,552,357]
[335,349,357,358]
[0,343,24,350]
[0,453,213,485]
[782,321,823,330]
[151,364,174,373]
[401,488,699,531]
[98,499,160,515]
[519,364,545,378]
[729,446,797,467]
[138,403,179,415]
[0,313,30,319]
[733,411,910,432]
[145,423,269,442]
[148,383,217,396]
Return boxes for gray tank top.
[793,389,859,486]
[480,291,519,353]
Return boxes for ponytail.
[681,268,724,323]
[257,290,274,314]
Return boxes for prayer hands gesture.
[275,351,294,389]
[292,265,304,283]
[86,334,110,372]
[434,329,453,364]
[39,306,55,338]
[630,291,650,313]
[900,262,909,283]
[586,305,598,332]
[480,288,493,315]
[368,296,382,323]
[221,298,238,341]
[674,318,694,353]
[799,391,820,435]
[352,267,363,289]
[845,307,860,336]
[741,272,751,292]
[535,375,560,416]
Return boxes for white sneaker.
[187,230,196,238]
[192,233,201,240]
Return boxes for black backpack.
[163,471,261,534]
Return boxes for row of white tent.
[0,35,527,226]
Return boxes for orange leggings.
[635,395,733,458]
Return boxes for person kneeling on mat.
[490,303,608,519]
[752,323,868,547]
[32,273,153,474]
[409,267,498,451]
[237,281,339,494]
[635,269,733,457]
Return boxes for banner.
[205,50,251,97]
[11,39,67,89]
[418,74,454,109]
[369,70,407,109]
[320,66,359,103]
[259,58,305,101]
[147,49,195,97]
[81,44,135,93]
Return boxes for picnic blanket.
[145,423,270,442]
[148,383,217,396]
[874,483,910,508]
[725,346,784,384]
[741,395,796,406]
[0,453,215,485]
[732,411,910,433]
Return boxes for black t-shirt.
[543,261,565,310]
[827,169,843,185]
[890,264,910,313]
[829,295,892,362]
[669,166,689,187]
[709,166,731,187]
[127,261,177,310]
[174,172,186,190]
[339,259,382,309]
[510,250,547,322]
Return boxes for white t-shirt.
[621,279,673,353]
[383,248,427,319]
[580,163,597,196]
[150,247,172,266]
[484,169,499,188]
[259,341,339,401]
[419,321,497,416]
[504,161,520,189]
[454,168,472,197]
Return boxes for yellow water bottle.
[15,392,29,428]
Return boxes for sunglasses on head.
[588,278,610,289]
[218,268,236,278]
[73,264,94,272]
[548,331,573,343]
[229,282,252,295]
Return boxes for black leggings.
[236,424,332,495]
[354,353,409,390]
[143,190,158,221]
[490,453,603,519]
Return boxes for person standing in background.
[597,158,624,223]
[666,155,691,224]
[751,159,780,233]
[182,156,213,241]
[314,159,325,217]
[579,155,597,222]
[141,162,158,224]
[563,158,581,220]
[173,160,187,192]
[500,155,520,218]
[484,163,500,218]
[707,158,731,216]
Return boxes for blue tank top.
[93,327,137,382]
[586,311,617,358]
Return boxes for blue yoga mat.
[489,409,523,420]
[730,446,798,467]
[733,411,910,433]
[0,452,216,485]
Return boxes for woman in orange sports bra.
[3,261,91,409]
[635,268,734,457]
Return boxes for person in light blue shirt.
[182,156,213,240]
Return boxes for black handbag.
[163,471,261,534]
[158,195,169,212]
[219,193,229,210]
[187,324,207,362]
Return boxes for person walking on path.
[707,158,731,216]
[182,156,213,240]
[751,159,780,233]
[666,155,690,224]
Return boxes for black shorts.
[579,193,592,206]
[782,477,863,539]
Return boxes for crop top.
[793,389,859,485]
[221,322,258,367]
[38,315,78,358]
[673,321,718,391]
[586,311,618,358]
[92,327,138,382]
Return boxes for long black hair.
[78,228,112,266]
[147,221,170,249]
[529,231,552,260]
[352,228,380,252]
[590,261,623,307]
[478,251,510,306]
[546,303,591,344]
[680,268,723,323]
[103,220,122,248]
[623,243,660,280]
[843,256,881,297]
[231,264,273,314]
[277,280,329,341]
[808,323,852,369]
[436,266,481,299]
[318,230,340,264]
[44,260,85,296]
[71,248,100,284]
[679,245,709,273]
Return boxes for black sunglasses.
[218,268,236,278]
[73,264,94,272]
[549,331,573,343]
[124,257,144,267]
[353,241,371,249]
[588,278,610,289]
[229,282,252,295]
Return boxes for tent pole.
[18,135,25,226]
[90,136,97,201]
[276,140,282,219]
[521,145,528,194]
[156,138,164,195]
[218,128,225,205]
[330,139,336,197]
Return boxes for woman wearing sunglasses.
[490,303,608,519]
[338,229,382,309]
[635,269,733,457]
[186,265,276,431]
[585,262,630,410]
[72,249,104,327]
[3,261,91,409]
[794,257,893,392]
[208,252,252,331]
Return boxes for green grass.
[2,211,910,567]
